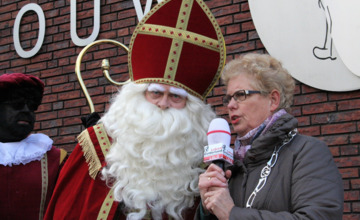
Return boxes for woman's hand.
[203,186,234,220]
[198,164,234,218]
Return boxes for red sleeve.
[44,126,118,220]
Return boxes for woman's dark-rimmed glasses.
[223,90,261,106]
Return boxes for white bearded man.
[44,0,226,219]
[101,82,215,219]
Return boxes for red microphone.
[203,118,234,170]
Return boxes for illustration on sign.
[249,0,360,92]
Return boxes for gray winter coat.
[196,113,343,220]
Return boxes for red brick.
[59,125,82,135]
[302,103,337,115]
[41,119,63,129]
[10,57,31,67]
[63,117,82,126]
[47,41,70,51]
[296,116,310,126]
[117,28,130,36]
[52,82,75,93]
[81,104,106,116]
[328,146,340,157]
[216,15,233,26]
[53,48,76,59]
[291,106,301,117]
[225,33,247,44]
[113,18,135,29]
[233,11,252,23]
[351,179,360,189]
[335,157,360,168]
[212,5,240,17]
[226,41,256,54]
[46,75,69,86]
[36,111,58,122]
[37,103,52,113]
[58,90,81,100]
[206,0,232,8]
[329,91,360,101]
[240,1,249,11]
[293,93,328,105]
[58,108,81,118]
[241,21,255,31]
[225,24,241,35]
[353,202,360,212]
[207,96,223,107]
[344,190,360,201]
[212,86,226,96]
[41,68,63,78]
[340,168,359,179]
[321,122,356,135]
[0,4,15,15]
[350,133,360,144]
[297,126,320,136]
[61,144,77,154]
[319,134,349,146]
[312,110,360,124]
[338,99,360,111]
[215,106,228,116]
[53,102,64,110]
[341,145,359,156]
[53,135,77,145]
[342,214,360,220]
[64,99,87,108]
[343,180,351,190]
[38,128,58,138]
[105,85,120,94]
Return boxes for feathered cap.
[128,0,226,100]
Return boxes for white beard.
[100,83,215,220]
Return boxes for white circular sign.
[249,0,360,91]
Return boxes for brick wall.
[0,0,359,218]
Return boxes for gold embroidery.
[78,129,101,179]
[78,124,112,179]
[128,0,226,100]
[165,38,183,80]
[94,124,112,157]
[97,188,115,220]
[39,154,48,220]
[195,0,226,98]
[138,24,220,52]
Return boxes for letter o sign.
[13,3,45,58]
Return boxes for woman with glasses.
[196,53,344,220]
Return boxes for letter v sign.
[133,0,164,21]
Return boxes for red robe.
[0,146,66,220]
[44,124,199,220]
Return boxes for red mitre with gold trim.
[128,0,226,100]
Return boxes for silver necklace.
[246,129,297,208]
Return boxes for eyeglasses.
[223,90,262,106]
[0,98,39,111]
